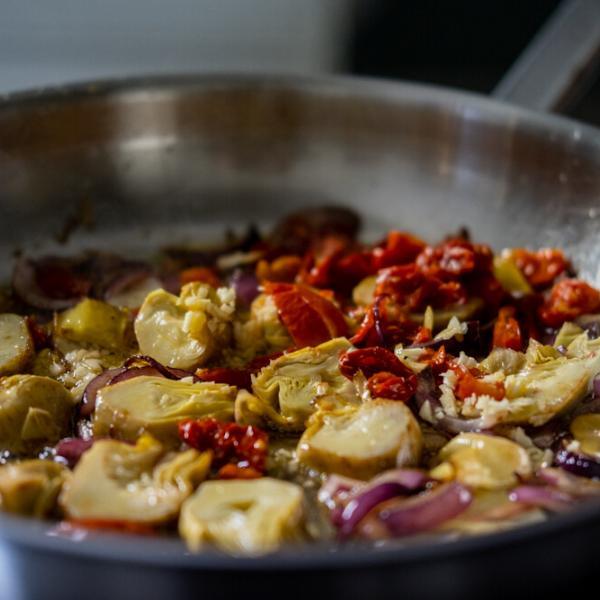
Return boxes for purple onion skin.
[123,355,195,380]
[339,482,406,538]
[108,366,167,385]
[509,485,573,512]
[377,482,473,537]
[555,448,600,479]
[371,468,431,492]
[55,438,94,468]
[230,270,260,308]
[80,367,126,417]
[103,268,154,302]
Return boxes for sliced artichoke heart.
[0,460,68,517]
[463,343,600,427]
[179,478,305,554]
[570,414,600,459]
[0,313,34,376]
[437,433,532,490]
[297,399,423,480]
[134,283,235,370]
[60,434,211,523]
[247,337,356,431]
[93,375,236,443]
[0,375,74,454]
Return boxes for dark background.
[347,0,600,126]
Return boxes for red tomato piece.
[264,282,348,347]
[367,371,417,402]
[180,266,221,288]
[493,306,522,351]
[372,231,426,270]
[178,418,269,473]
[539,279,600,328]
[452,365,505,401]
[195,367,252,391]
[511,248,568,289]
[339,346,414,380]
[416,239,493,280]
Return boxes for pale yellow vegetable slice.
[570,414,600,459]
[297,399,422,480]
[60,434,210,524]
[0,314,34,376]
[93,375,236,443]
[179,478,304,554]
[0,375,74,454]
[437,433,532,490]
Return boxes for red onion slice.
[376,482,473,537]
[123,355,195,380]
[554,448,600,479]
[54,438,94,468]
[230,270,260,307]
[80,367,126,417]
[108,366,167,385]
[12,256,90,310]
[538,467,600,497]
[509,485,573,511]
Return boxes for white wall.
[0,0,353,93]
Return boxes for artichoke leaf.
[93,375,236,443]
[134,283,235,370]
[0,375,74,454]
[0,314,34,376]
[249,337,357,431]
[297,399,423,480]
[179,478,305,555]
[0,460,68,517]
[60,434,211,524]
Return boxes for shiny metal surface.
[1,74,600,599]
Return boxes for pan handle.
[492,0,600,112]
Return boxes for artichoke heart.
[0,460,68,517]
[0,314,34,376]
[55,299,131,350]
[134,283,235,370]
[60,434,211,524]
[179,478,305,554]
[243,337,356,431]
[93,375,236,443]
[0,375,74,454]
[436,433,532,490]
[462,341,600,427]
[297,399,423,480]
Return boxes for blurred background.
[1,0,599,124]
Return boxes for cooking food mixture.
[1,206,600,555]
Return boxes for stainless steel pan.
[1,7,600,600]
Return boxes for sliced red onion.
[12,256,89,310]
[318,474,364,511]
[54,438,94,468]
[509,485,573,511]
[339,482,406,538]
[230,270,260,308]
[80,367,127,417]
[375,482,473,537]
[555,447,600,479]
[108,366,167,385]
[103,267,153,300]
[370,468,432,492]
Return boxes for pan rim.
[1,71,599,570]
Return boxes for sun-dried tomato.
[452,364,505,401]
[493,306,522,351]
[195,367,252,391]
[180,266,221,288]
[217,464,263,479]
[416,239,493,280]
[371,231,426,270]
[376,264,467,311]
[421,345,454,377]
[334,250,375,287]
[246,350,286,372]
[256,255,302,283]
[351,295,419,347]
[339,346,414,380]
[367,371,417,402]
[412,326,432,345]
[511,248,568,289]
[296,235,349,288]
[179,418,269,474]
[539,279,600,328]
[264,282,348,347]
